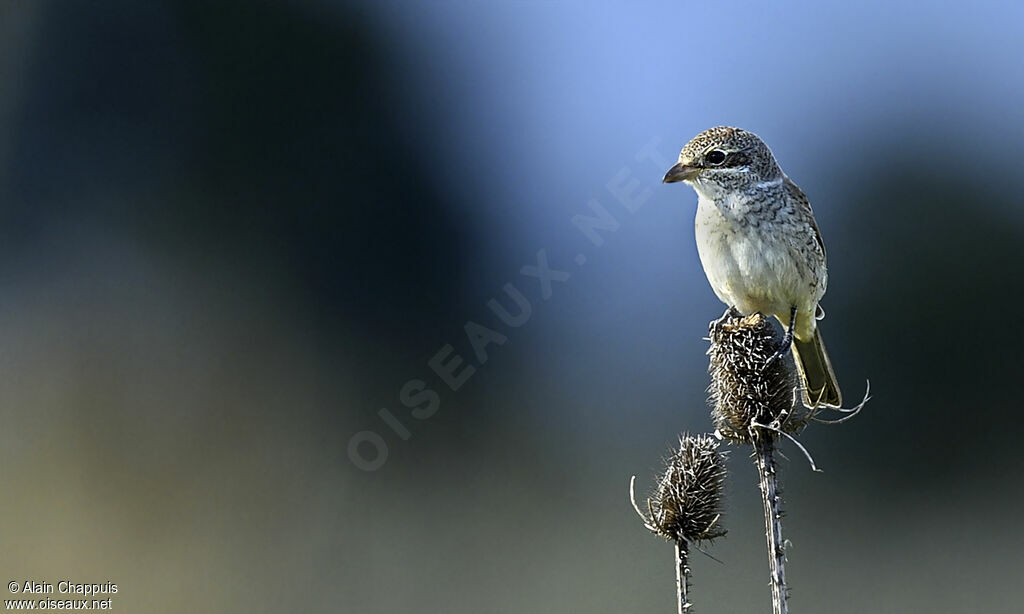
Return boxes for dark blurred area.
[1,1,1022,612]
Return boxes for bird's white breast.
[693,190,807,319]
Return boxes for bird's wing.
[783,177,826,259]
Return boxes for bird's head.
[662,126,782,194]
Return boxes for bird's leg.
[764,307,796,369]
[780,306,796,350]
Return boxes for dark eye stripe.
[724,152,750,168]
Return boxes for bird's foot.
[762,307,796,370]
[709,306,744,334]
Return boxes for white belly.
[694,193,815,326]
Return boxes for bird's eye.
[705,150,727,166]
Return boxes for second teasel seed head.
[645,433,728,544]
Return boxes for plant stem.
[753,436,788,614]
[674,539,691,614]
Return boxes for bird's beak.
[662,162,699,183]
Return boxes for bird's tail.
[792,328,842,408]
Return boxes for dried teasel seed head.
[707,310,810,443]
[646,433,728,544]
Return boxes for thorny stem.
[675,540,691,614]
[753,435,788,614]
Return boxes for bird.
[662,126,842,408]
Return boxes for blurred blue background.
[1,1,1023,611]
